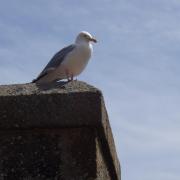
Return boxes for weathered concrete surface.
[0,81,121,180]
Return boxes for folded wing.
[32,44,75,83]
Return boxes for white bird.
[32,31,97,84]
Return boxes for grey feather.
[42,44,75,72]
[33,44,75,82]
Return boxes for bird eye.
[84,34,88,38]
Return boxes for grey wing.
[33,44,75,82]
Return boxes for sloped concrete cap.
[0,81,121,180]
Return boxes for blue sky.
[0,0,180,179]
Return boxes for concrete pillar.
[0,81,120,180]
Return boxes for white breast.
[61,43,92,76]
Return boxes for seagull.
[32,31,97,84]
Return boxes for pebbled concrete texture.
[0,81,121,180]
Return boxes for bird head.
[75,31,97,44]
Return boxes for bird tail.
[31,72,48,83]
[32,78,37,83]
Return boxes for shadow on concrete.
[35,81,69,91]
